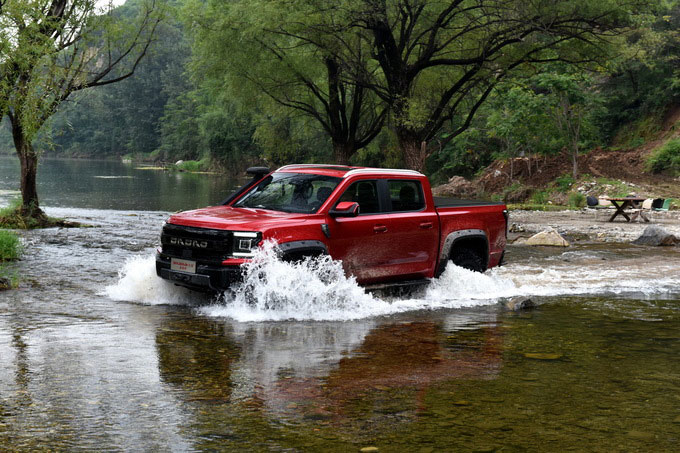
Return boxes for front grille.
[160,223,232,264]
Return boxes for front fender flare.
[277,240,328,261]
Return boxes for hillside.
[435,106,680,204]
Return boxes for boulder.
[503,297,536,311]
[432,175,476,197]
[526,228,570,247]
[632,225,679,246]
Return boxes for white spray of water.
[107,244,680,321]
[105,255,196,305]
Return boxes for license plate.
[171,258,196,274]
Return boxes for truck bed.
[433,197,505,208]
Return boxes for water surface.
[0,159,679,451]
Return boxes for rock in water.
[526,228,570,247]
[504,297,536,311]
[632,226,679,246]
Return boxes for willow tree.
[0,0,162,222]
[185,0,386,165]
[349,0,639,170]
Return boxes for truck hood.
[167,206,311,231]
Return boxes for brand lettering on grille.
[170,237,209,248]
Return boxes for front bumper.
[155,254,243,292]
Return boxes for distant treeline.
[2,0,680,180]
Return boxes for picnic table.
[605,197,649,223]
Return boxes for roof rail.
[344,168,424,178]
[277,164,353,171]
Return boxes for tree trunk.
[572,146,578,179]
[10,117,44,219]
[332,141,354,165]
[397,131,428,171]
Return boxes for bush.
[530,189,550,204]
[0,230,21,261]
[175,157,211,172]
[646,139,680,175]
[554,174,576,192]
[568,192,586,208]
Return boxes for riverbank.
[509,208,680,243]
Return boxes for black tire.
[451,247,485,272]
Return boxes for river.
[1,156,679,451]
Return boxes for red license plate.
[171,258,196,274]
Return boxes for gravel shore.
[509,209,680,243]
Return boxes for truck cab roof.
[276,164,424,179]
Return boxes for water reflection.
[155,311,503,425]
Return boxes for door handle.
[419,222,433,229]
[373,225,388,233]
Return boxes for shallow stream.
[1,157,679,451]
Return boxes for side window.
[388,180,425,212]
[337,180,380,214]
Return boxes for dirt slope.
[469,107,680,199]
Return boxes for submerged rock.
[632,225,679,246]
[526,228,570,247]
[524,353,563,360]
[503,297,536,311]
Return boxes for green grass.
[175,158,211,172]
[646,138,680,176]
[0,199,78,229]
[507,203,574,211]
[0,230,21,261]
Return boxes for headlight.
[232,231,261,257]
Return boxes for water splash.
[104,255,196,305]
[106,244,680,321]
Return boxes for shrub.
[568,192,586,208]
[554,174,576,192]
[0,230,21,261]
[530,189,550,204]
[175,157,211,172]
[646,139,680,175]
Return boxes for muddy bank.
[509,208,680,243]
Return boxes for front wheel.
[451,247,485,272]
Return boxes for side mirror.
[329,201,360,218]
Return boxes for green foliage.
[175,158,210,172]
[554,174,576,192]
[0,230,21,261]
[646,138,680,175]
[531,189,551,205]
[568,192,587,208]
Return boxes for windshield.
[234,172,341,213]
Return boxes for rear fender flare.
[437,229,489,276]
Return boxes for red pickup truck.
[156,165,508,292]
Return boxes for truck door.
[327,179,396,284]
[378,179,439,280]
[327,178,439,284]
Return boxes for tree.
[185,0,386,164]
[349,0,639,170]
[535,71,602,178]
[0,0,162,221]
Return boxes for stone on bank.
[632,225,679,246]
[526,228,570,247]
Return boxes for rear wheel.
[451,247,485,272]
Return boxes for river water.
[1,157,679,451]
